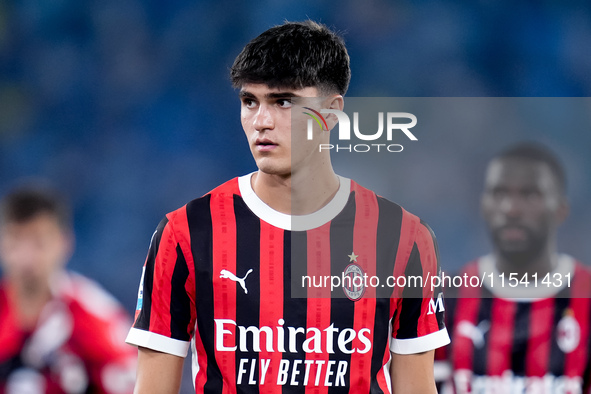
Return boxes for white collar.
[478,253,575,300]
[237,172,351,231]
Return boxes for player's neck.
[251,167,340,215]
[7,280,52,329]
[494,245,558,277]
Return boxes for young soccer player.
[439,142,591,393]
[0,185,136,393]
[126,20,449,393]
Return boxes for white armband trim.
[390,327,450,354]
[125,328,190,358]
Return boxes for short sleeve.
[125,212,196,358]
[390,219,450,354]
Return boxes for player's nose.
[499,195,524,218]
[253,104,274,131]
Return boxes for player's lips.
[498,226,528,242]
[255,138,278,151]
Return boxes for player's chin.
[498,244,542,264]
[255,160,291,177]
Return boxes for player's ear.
[323,95,344,131]
[327,95,344,111]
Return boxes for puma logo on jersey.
[220,269,253,294]
[457,320,490,349]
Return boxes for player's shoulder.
[568,255,591,295]
[164,177,240,223]
[572,256,591,273]
[56,271,128,321]
[204,176,241,198]
[349,178,435,239]
[458,258,481,276]
[350,178,409,219]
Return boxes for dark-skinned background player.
[437,142,591,394]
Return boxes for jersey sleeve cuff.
[125,327,190,358]
[390,327,450,355]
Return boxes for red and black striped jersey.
[0,272,136,393]
[441,255,591,394]
[126,173,449,393]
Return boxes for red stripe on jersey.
[486,299,516,375]
[175,206,198,341]
[149,218,177,336]
[0,288,27,361]
[211,191,237,393]
[350,182,378,393]
[525,298,554,376]
[306,223,331,393]
[390,208,417,338]
[452,297,481,371]
[258,221,284,392]
[564,264,591,378]
[391,209,417,298]
[450,263,483,374]
[208,177,241,196]
[458,262,481,299]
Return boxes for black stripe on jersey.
[396,243,423,339]
[419,219,440,268]
[170,244,192,341]
[472,297,493,375]
[548,297,570,376]
[510,302,531,375]
[329,192,356,393]
[290,228,308,300]
[233,195,261,394]
[370,198,403,394]
[375,198,402,299]
[134,217,168,330]
[186,195,223,394]
[584,321,591,392]
[284,230,306,394]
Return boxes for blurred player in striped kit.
[0,184,136,393]
[438,142,591,394]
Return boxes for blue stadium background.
[1,0,590,372]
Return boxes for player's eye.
[241,98,257,109]
[522,189,542,200]
[277,99,292,108]
[490,188,508,199]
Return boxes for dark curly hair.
[230,20,351,95]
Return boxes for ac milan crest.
[343,252,365,301]
[557,309,580,354]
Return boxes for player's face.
[0,214,71,294]
[481,158,567,264]
[240,84,326,177]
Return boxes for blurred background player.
[0,184,136,393]
[438,142,591,393]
